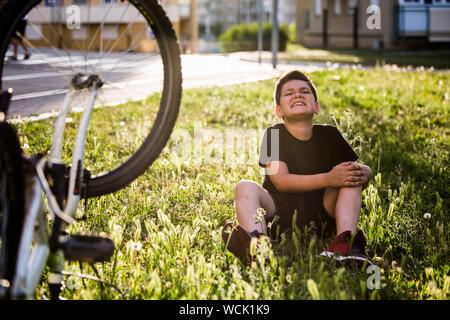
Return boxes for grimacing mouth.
[291,101,307,108]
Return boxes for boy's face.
[276,80,319,121]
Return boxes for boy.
[222,70,373,266]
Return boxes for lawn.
[15,67,449,300]
[280,44,450,69]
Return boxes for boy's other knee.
[235,180,276,218]
[323,187,338,217]
[339,185,363,194]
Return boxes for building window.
[315,0,322,16]
[73,0,88,5]
[335,0,342,15]
[347,0,357,15]
[26,24,41,41]
[102,24,118,40]
[399,0,450,4]
[400,0,421,3]
[72,25,88,40]
[103,0,118,4]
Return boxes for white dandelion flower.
[130,241,142,251]
[286,274,292,284]
[424,213,431,219]
[332,75,341,81]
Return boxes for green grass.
[279,44,450,69]
[15,67,449,300]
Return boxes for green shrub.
[218,22,289,53]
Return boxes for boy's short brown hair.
[274,70,318,106]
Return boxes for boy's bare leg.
[323,186,362,235]
[335,186,362,234]
[234,180,276,235]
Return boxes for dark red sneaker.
[346,230,374,267]
[320,230,373,268]
[222,222,260,265]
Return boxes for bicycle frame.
[11,85,100,299]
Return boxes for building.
[24,0,198,53]
[279,0,297,25]
[295,0,450,49]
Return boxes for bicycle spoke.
[99,82,155,109]
[93,2,134,70]
[9,87,72,118]
[16,39,72,84]
[100,4,136,56]
[3,62,72,75]
[97,28,155,78]
[85,2,116,56]
[28,6,79,76]
[99,51,160,75]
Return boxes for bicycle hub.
[71,73,104,90]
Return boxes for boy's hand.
[327,162,365,188]
[358,162,372,189]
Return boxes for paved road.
[2,48,324,118]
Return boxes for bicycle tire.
[0,0,182,198]
[0,122,25,299]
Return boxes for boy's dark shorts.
[265,190,336,240]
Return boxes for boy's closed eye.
[283,89,311,97]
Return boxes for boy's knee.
[235,179,255,193]
[236,178,259,186]
[235,180,259,199]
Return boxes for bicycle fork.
[12,76,114,299]
[46,83,100,299]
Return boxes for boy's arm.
[267,161,368,193]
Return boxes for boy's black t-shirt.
[258,123,358,196]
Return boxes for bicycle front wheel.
[0,0,182,197]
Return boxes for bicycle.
[0,0,182,299]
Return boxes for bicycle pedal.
[61,235,115,263]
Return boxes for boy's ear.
[315,102,320,115]
[275,105,283,118]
